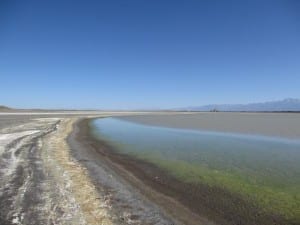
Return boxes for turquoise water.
[92,117,300,187]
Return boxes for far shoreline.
[118,112,300,139]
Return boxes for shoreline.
[73,118,294,225]
[68,118,180,224]
[70,118,213,225]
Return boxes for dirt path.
[0,117,115,225]
[0,118,64,225]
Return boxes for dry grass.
[45,118,114,225]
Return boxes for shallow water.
[92,117,300,188]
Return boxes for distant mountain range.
[178,98,300,112]
[1,98,300,112]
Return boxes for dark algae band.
[83,118,298,225]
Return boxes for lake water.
[92,117,300,187]
[91,116,300,219]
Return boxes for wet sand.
[120,112,300,139]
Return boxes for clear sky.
[1,0,299,109]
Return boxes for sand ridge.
[42,118,114,225]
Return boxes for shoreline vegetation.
[80,117,299,225]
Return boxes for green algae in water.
[91,117,300,220]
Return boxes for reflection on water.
[92,117,300,185]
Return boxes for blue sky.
[0,0,299,109]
